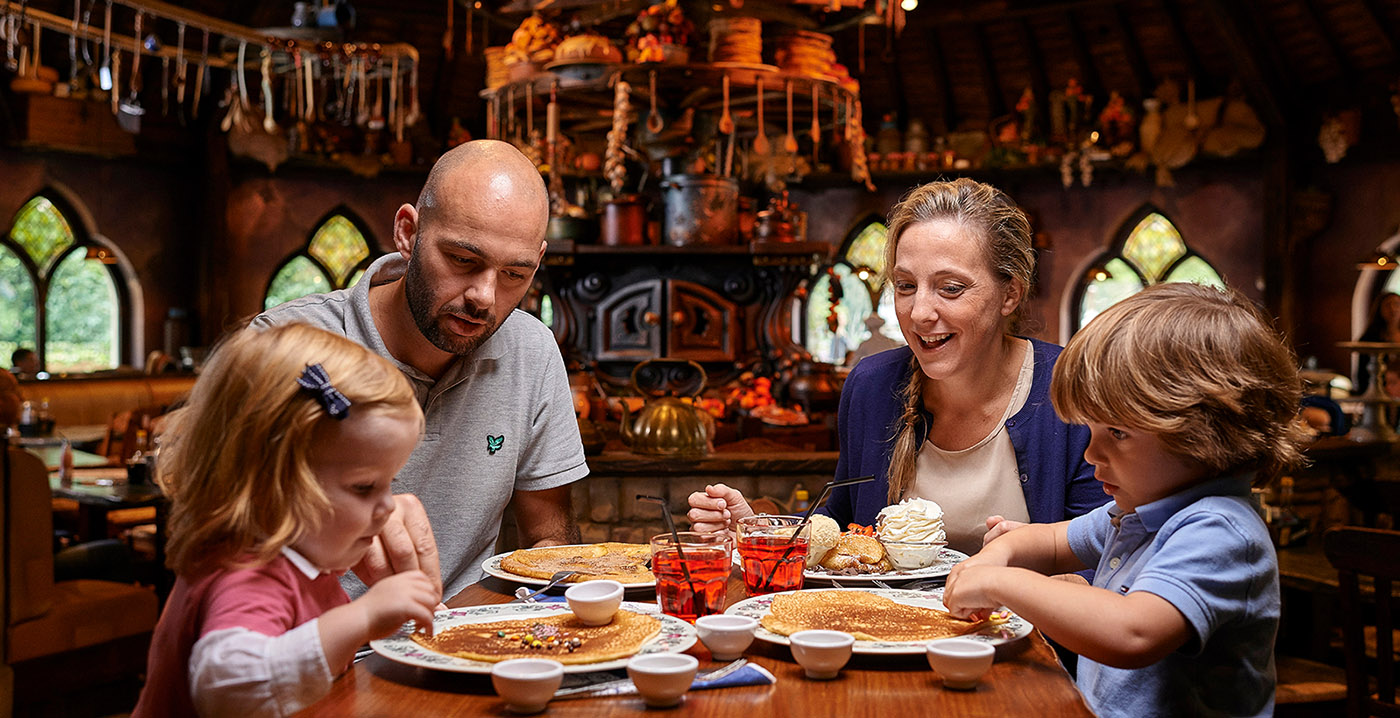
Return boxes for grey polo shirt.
[253,254,589,598]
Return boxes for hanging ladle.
[753,76,769,155]
[646,69,663,134]
[784,79,798,155]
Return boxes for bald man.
[254,140,588,600]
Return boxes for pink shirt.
[133,551,350,718]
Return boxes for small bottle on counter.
[791,483,810,514]
[127,429,150,485]
[58,438,73,487]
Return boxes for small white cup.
[564,579,624,626]
[695,614,758,660]
[626,653,700,708]
[926,637,995,690]
[789,629,855,680]
[490,658,564,714]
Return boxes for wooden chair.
[1324,526,1400,718]
[2,447,157,714]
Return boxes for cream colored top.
[910,340,1034,555]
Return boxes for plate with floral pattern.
[724,588,1030,655]
[370,601,695,673]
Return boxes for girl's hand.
[686,483,753,534]
[356,569,439,639]
[354,494,443,602]
[942,563,1005,621]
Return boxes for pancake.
[817,534,893,573]
[412,609,662,665]
[761,590,987,642]
[500,542,654,583]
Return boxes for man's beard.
[404,252,501,356]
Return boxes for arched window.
[1073,208,1225,332]
[803,217,905,364]
[0,195,125,373]
[265,211,376,309]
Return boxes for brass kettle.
[619,359,711,456]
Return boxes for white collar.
[280,546,324,580]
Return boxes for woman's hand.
[686,483,754,534]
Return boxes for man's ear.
[393,204,419,258]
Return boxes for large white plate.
[725,588,1031,655]
[481,545,656,589]
[731,546,969,584]
[369,602,694,674]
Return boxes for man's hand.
[353,494,442,603]
[686,483,754,534]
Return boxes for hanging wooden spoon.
[191,30,207,118]
[719,73,734,135]
[753,76,769,155]
[260,47,276,132]
[810,82,821,162]
[784,79,799,154]
[646,69,663,134]
[1184,78,1200,131]
[405,49,421,126]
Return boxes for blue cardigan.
[821,339,1107,529]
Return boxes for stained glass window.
[1074,210,1224,332]
[3,194,124,373]
[804,219,905,365]
[266,213,375,309]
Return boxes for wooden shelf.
[546,239,831,257]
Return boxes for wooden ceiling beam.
[1111,4,1154,99]
[974,24,1008,118]
[1357,0,1400,62]
[928,26,958,135]
[1063,11,1106,103]
[1299,0,1356,77]
[1195,0,1287,129]
[1019,19,1053,115]
[1158,0,1208,88]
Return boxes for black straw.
[763,474,878,588]
[636,494,699,599]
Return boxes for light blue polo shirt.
[1066,474,1279,718]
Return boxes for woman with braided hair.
[689,178,1106,555]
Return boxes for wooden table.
[299,572,1095,716]
[49,468,170,597]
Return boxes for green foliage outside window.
[4,195,122,373]
[0,246,37,365]
[1076,212,1224,331]
[266,214,372,309]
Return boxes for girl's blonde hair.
[158,323,421,577]
[881,178,1037,502]
[1051,283,1307,484]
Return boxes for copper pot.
[601,195,647,246]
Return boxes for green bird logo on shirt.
[487,435,504,455]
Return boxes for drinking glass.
[650,532,731,622]
[736,515,809,596]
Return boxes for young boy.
[943,283,1307,718]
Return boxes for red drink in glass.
[737,515,809,596]
[650,532,731,622]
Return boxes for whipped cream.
[876,498,947,543]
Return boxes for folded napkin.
[691,663,776,691]
[556,663,776,699]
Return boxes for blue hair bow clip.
[297,363,352,420]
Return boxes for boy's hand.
[943,564,1006,621]
[982,515,1028,546]
[686,484,754,534]
[356,569,439,639]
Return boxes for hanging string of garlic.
[605,79,632,194]
[848,96,875,191]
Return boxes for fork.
[553,658,749,699]
[511,570,577,603]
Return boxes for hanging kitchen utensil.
[507,84,518,143]
[389,53,400,140]
[369,63,385,131]
[191,30,207,118]
[525,79,534,143]
[305,50,316,122]
[260,46,277,132]
[355,55,369,126]
[784,79,798,154]
[547,81,562,208]
[67,0,78,89]
[405,49,421,126]
[98,0,110,89]
[646,69,663,134]
[5,0,29,74]
[753,76,769,155]
[1184,78,1200,131]
[173,22,186,113]
[443,0,453,59]
[810,82,821,163]
[844,93,854,141]
[160,55,169,116]
[117,13,145,131]
[108,48,119,115]
[718,73,734,135]
[465,1,473,54]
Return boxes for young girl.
[944,283,1308,718]
[133,323,439,717]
